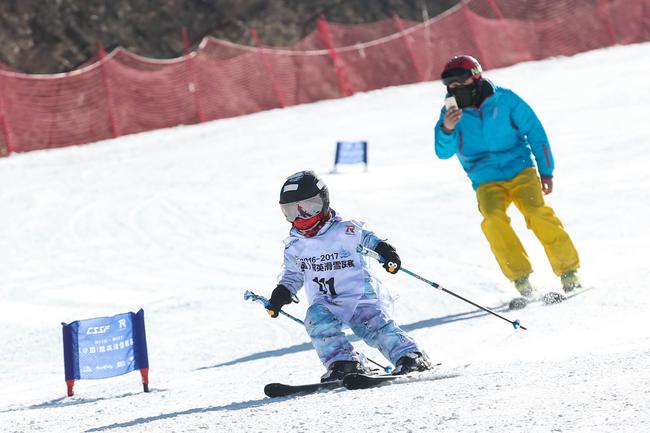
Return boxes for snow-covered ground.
[1,42,649,433]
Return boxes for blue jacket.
[435,83,554,190]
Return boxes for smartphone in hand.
[445,96,458,110]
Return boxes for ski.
[541,291,566,304]
[508,296,529,310]
[543,286,593,305]
[343,368,463,390]
[265,364,465,396]
[509,286,593,310]
[509,292,566,310]
[264,379,343,398]
[342,373,400,390]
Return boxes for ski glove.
[375,241,401,274]
[267,284,294,318]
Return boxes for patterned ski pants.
[304,301,420,368]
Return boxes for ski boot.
[509,274,539,310]
[320,360,370,383]
[561,271,581,294]
[393,352,432,375]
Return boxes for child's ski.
[342,373,400,390]
[264,379,342,398]
[343,368,464,390]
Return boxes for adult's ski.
[543,286,594,304]
[509,286,593,310]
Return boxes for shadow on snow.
[1,389,168,413]
[197,306,504,370]
[83,395,306,432]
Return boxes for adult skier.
[434,55,581,309]
[266,170,431,381]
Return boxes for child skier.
[266,170,432,381]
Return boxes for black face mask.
[448,81,479,109]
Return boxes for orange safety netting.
[0,0,648,156]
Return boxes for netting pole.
[96,42,119,138]
[0,73,13,155]
[461,1,488,69]
[421,16,435,81]
[597,0,617,46]
[181,27,206,123]
[392,14,425,82]
[250,27,286,108]
[484,0,504,20]
[317,14,353,97]
[46,79,63,149]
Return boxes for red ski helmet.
[441,55,482,86]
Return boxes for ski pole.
[356,245,527,331]
[243,290,393,372]
[244,290,304,325]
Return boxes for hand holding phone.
[445,96,458,111]
[442,96,462,131]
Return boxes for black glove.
[267,284,294,318]
[375,241,401,274]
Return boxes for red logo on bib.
[345,225,356,234]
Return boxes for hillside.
[1,42,649,432]
[0,0,456,73]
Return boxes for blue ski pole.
[356,245,526,331]
[243,290,393,372]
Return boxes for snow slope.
[1,42,649,433]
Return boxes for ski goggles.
[280,195,324,222]
[442,70,472,86]
[441,68,474,86]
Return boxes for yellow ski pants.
[476,167,580,281]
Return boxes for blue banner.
[62,309,149,381]
[335,141,368,166]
